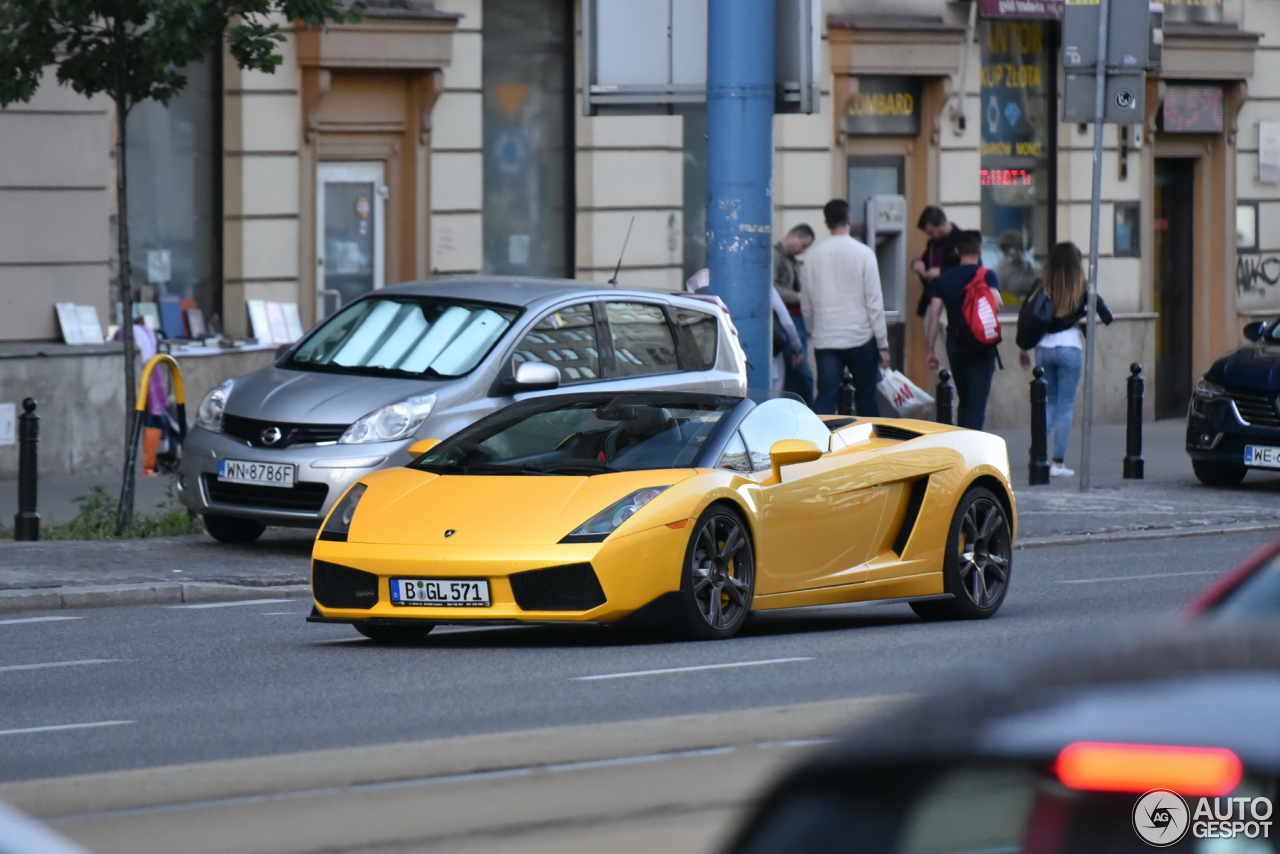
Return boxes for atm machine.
[865,194,908,367]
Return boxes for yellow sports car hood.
[346,467,693,546]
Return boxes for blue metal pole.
[705,0,775,395]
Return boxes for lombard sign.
[979,0,1063,19]
[841,76,921,136]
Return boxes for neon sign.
[981,169,1034,187]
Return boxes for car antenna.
[607,216,635,288]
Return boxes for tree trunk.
[115,92,138,518]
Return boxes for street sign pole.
[1080,0,1111,493]
[705,0,776,394]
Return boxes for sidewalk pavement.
[1,418,1277,613]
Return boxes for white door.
[316,162,386,319]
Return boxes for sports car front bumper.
[309,522,692,624]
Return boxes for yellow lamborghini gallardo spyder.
[307,392,1016,642]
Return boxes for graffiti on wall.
[1237,254,1280,295]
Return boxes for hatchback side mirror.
[505,361,561,393]
[1244,321,1267,342]
[768,439,824,483]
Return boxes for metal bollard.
[1029,366,1050,486]
[1123,362,1145,479]
[935,369,953,425]
[836,367,856,416]
[14,398,40,540]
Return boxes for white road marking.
[1056,570,1221,584]
[0,659,125,673]
[171,599,290,610]
[0,720,134,737]
[0,616,82,626]
[574,657,813,681]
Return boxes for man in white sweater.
[800,199,891,415]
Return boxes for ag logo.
[443,529,456,538]
[1133,789,1190,846]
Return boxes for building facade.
[1,0,1277,468]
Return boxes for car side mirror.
[407,438,441,458]
[505,361,561,393]
[1244,321,1267,342]
[768,439,824,483]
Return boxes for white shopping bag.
[876,369,934,417]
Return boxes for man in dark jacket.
[773,223,815,404]
[912,206,963,320]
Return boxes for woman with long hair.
[1018,242,1113,476]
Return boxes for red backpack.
[958,267,1002,352]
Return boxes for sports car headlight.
[566,487,669,541]
[1194,378,1226,400]
[320,483,367,542]
[339,394,437,444]
[196,379,233,432]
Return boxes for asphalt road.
[2,530,1271,782]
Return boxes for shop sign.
[841,77,921,136]
[1161,85,1224,133]
[978,0,1063,20]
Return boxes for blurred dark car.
[1185,535,1280,622]
[1187,319,1280,486]
[721,625,1280,854]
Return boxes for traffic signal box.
[1062,0,1164,123]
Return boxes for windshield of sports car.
[286,297,520,379]
[1207,557,1280,622]
[412,395,740,475]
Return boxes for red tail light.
[1056,742,1242,795]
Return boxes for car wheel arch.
[965,474,1015,537]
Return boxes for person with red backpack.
[925,230,1003,430]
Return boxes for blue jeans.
[783,313,814,406]
[815,340,880,416]
[945,338,997,431]
[1036,344,1083,463]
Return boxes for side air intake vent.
[313,561,379,610]
[510,563,607,612]
[874,424,924,442]
[892,477,930,555]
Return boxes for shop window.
[1115,202,1141,257]
[482,0,574,278]
[979,20,1055,311]
[125,52,221,327]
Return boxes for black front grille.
[204,475,329,512]
[222,414,349,448]
[313,561,379,609]
[510,563,607,612]
[1226,388,1280,427]
[874,424,923,442]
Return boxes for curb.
[1018,520,1280,549]
[0,582,311,615]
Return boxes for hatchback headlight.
[1194,378,1226,400]
[196,379,233,432]
[340,394,437,444]
[564,487,669,542]
[320,483,367,542]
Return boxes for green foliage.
[0,0,357,110]
[0,485,204,541]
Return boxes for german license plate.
[390,578,490,607]
[217,459,296,487]
[1244,445,1280,468]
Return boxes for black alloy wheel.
[354,622,435,643]
[911,486,1012,621]
[1192,459,1248,487]
[680,506,755,640]
[202,513,266,544]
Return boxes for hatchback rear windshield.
[287,297,520,379]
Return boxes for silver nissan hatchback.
[178,276,747,543]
